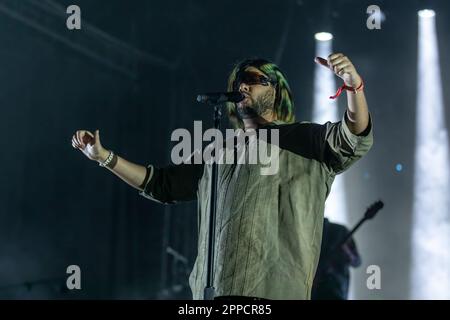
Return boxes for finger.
[79,131,87,148]
[329,56,347,67]
[327,53,344,64]
[333,62,351,74]
[72,136,81,149]
[314,57,330,68]
[73,135,82,148]
[94,129,101,146]
[327,54,344,67]
[337,66,353,77]
[76,131,84,148]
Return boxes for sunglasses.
[233,71,277,91]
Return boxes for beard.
[236,89,276,120]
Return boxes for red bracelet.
[329,78,364,99]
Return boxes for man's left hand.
[315,53,362,88]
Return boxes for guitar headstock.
[365,200,384,220]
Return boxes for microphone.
[196,92,245,105]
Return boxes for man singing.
[72,53,373,300]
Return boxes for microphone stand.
[203,102,222,300]
[196,91,243,300]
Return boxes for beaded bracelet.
[99,150,115,167]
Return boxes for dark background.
[0,0,449,299]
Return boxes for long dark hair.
[226,58,295,129]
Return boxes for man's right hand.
[72,129,109,163]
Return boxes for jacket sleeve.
[139,153,205,204]
[321,111,374,174]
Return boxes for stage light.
[314,32,333,42]
[412,10,450,299]
[418,9,435,18]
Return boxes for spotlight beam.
[412,10,450,300]
[312,34,348,226]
